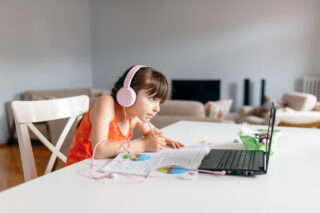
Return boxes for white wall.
[0,0,92,144]
[91,0,320,110]
[1,0,319,144]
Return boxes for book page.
[101,145,210,180]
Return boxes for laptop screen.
[265,102,276,173]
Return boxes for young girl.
[65,65,184,166]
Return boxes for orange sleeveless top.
[65,105,133,166]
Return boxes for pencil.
[146,118,155,136]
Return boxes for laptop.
[198,103,276,176]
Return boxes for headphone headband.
[123,65,146,88]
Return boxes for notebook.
[198,102,276,176]
[101,145,210,180]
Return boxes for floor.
[0,142,64,192]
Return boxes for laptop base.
[199,149,266,176]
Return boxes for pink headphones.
[116,65,146,107]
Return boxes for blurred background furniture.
[133,99,234,138]
[6,88,107,146]
[11,95,89,181]
[237,92,320,128]
[8,89,235,148]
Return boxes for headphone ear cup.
[116,87,136,107]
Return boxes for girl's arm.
[90,95,116,158]
[135,119,184,148]
[90,96,166,158]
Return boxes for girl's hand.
[144,126,163,138]
[144,129,184,149]
[145,136,166,152]
[165,138,184,149]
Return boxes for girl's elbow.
[94,149,104,159]
[94,144,115,159]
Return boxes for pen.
[146,118,155,136]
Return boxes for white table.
[1,121,320,213]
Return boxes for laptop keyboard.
[218,150,263,171]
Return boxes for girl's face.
[129,89,161,122]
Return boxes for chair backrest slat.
[12,95,89,181]
[12,95,89,123]
[27,123,67,161]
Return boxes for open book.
[101,145,210,180]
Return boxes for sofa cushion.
[205,99,233,119]
[158,100,205,117]
[282,92,317,111]
[275,111,320,124]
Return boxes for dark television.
[171,80,220,104]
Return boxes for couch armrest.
[282,92,317,111]
[238,106,258,117]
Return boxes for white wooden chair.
[11,95,89,181]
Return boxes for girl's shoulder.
[89,95,116,121]
[96,94,115,104]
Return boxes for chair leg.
[16,123,38,181]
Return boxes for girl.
[65,65,184,166]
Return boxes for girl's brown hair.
[111,66,169,104]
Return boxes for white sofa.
[237,92,320,128]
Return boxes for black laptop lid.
[265,102,276,173]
